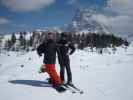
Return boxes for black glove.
[39,53,42,56]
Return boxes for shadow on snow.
[8,80,52,87]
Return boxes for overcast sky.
[0,0,133,37]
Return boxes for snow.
[0,43,133,100]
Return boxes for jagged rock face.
[66,8,108,33]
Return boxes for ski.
[66,83,84,94]
[62,84,77,93]
[63,84,84,94]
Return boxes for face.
[47,34,54,40]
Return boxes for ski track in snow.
[0,44,133,100]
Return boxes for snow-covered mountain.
[65,8,109,34]
[34,27,63,33]
[127,33,133,42]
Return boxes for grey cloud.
[0,17,11,24]
[0,0,55,12]
[91,0,133,38]
[107,0,133,16]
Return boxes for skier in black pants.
[57,33,76,85]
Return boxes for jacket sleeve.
[56,43,61,57]
[69,43,76,55]
[37,43,46,56]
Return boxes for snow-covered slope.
[0,42,133,100]
[66,8,109,34]
[127,33,133,42]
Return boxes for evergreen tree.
[19,32,27,50]
[11,33,16,46]
[5,39,12,51]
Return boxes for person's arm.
[56,43,63,64]
[69,42,76,55]
[56,43,61,57]
[37,43,46,56]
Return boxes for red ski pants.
[44,64,62,87]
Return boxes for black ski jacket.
[57,39,75,65]
[37,39,59,64]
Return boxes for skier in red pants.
[37,32,63,88]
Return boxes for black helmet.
[61,33,67,38]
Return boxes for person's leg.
[60,64,65,82]
[45,64,62,87]
[65,61,72,84]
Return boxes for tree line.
[1,31,129,53]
